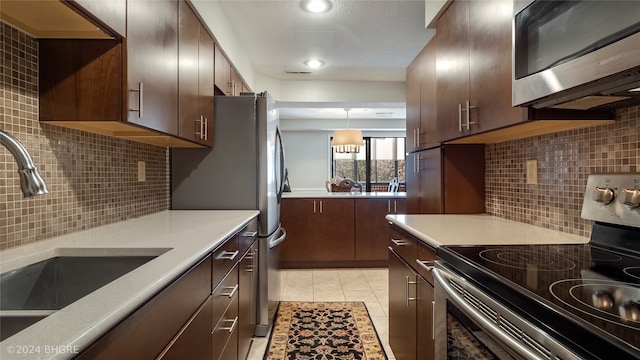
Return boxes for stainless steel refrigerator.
[171,92,286,336]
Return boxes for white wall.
[282,132,331,191]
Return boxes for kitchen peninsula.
[280,191,406,268]
[0,210,258,360]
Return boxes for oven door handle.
[432,268,548,360]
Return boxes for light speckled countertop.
[385,214,589,248]
[284,191,406,198]
[0,210,259,360]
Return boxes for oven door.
[433,263,580,360]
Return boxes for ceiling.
[215,0,436,124]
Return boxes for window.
[331,137,405,192]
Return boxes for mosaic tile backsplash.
[485,107,640,238]
[1,22,169,250]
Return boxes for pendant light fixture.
[331,108,364,153]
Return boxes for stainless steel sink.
[0,248,170,341]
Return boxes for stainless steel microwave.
[512,0,640,110]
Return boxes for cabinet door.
[314,199,355,261]
[469,0,522,133]
[214,44,232,95]
[419,148,444,214]
[178,0,200,143]
[157,296,213,360]
[393,198,407,214]
[416,277,435,360]
[405,57,421,153]
[126,0,178,135]
[419,36,439,149]
[355,199,392,262]
[388,250,417,360]
[231,68,243,96]
[199,24,215,146]
[405,153,422,213]
[279,199,315,263]
[436,0,470,142]
[238,242,257,360]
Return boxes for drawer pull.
[416,259,435,272]
[221,284,239,298]
[391,238,408,246]
[241,231,258,238]
[218,316,239,333]
[217,250,239,261]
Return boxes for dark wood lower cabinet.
[355,198,405,264]
[416,276,435,360]
[388,249,417,360]
[388,223,436,360]
[281,197,405,267]
[238,241,258,360]
[76,255,212,359]
[157,296,213,360]
[75,218,259,360]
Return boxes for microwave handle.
[432,268,548,360]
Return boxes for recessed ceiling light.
[301,0,332,14]
[304,59,325,69]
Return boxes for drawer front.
[388,230,417,266]
[238,218,258,256]
[212,294,239,360]
[76,255,212,360]
[416,242,438,285]
[212,235,239,288]
[212,265,239,325]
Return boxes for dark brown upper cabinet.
[178,2,214,146]
[39,0,215,148]
[408,0,615,146]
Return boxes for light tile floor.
[247,268,396,360]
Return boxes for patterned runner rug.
[264,301,388,360]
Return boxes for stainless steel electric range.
[433,174,640,360]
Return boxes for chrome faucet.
[0,130,48,197]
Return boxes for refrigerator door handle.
[275,127,287,203]
[269,226,287,249]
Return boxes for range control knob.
[593,187,615,205]
[622,188,640,208]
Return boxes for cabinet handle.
[458,103,462,132]
[241,231,258,238]
[416,127,421,147]
[221,284,239,298]
[388,200,391,213]
[195,115,204,139]
[216,250,239,261]
[319,200,323,214]
[129,82,144,118]
[416,259,435,272]
[218,316,239,333]
[416,154,421,173]
[432,300,436,340]
[413,129,417,148]
[313,200,317,214]
[204,116,208,140]
[406,275,417,307]
[459,100,478,131]
[391,238,408,246]
[394,200,397,213]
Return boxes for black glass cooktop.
[439,242,640,359]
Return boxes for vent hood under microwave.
[512,0,640,111]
